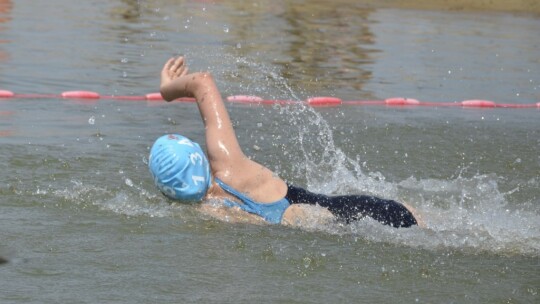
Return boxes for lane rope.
[1,90,539,108]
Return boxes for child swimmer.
[149,56,423,228]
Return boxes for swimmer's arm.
[160,57,246,170]
[160,57,288,201]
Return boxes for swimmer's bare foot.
[402,202,426,228]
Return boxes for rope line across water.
[1,90,539,109]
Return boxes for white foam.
[279,105,540,256]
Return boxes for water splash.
[32,131,539,257]
[274,104,539,257]
[200,54,540,256]
[49,180,182,218]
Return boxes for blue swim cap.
[149,134,211,202]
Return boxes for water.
[1,0,539,303]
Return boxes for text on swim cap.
[177,137,194,147]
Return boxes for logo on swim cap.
[148,134,211,202]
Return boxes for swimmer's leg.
[321,195,418,228]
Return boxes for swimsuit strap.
[215,178,255,204]
[214,177,290,224]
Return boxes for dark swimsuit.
[285,184,418,228]
[216,178,417,228]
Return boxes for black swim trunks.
[285,185,417,228]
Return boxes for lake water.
[1,0,539,303]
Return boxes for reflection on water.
[0,0,13,137]
[0,0,12,62]
[110,0,143,21]
[275,2,375,98]
[221,1,376,99]
[373,0,540,14]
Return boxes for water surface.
[1,0,539,303]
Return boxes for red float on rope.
[461,100,496,108]
[385,97,420,106]
[145,93,164,101]
[227,95,264,103]
[0,90,15,98]
[61,91,100,99]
